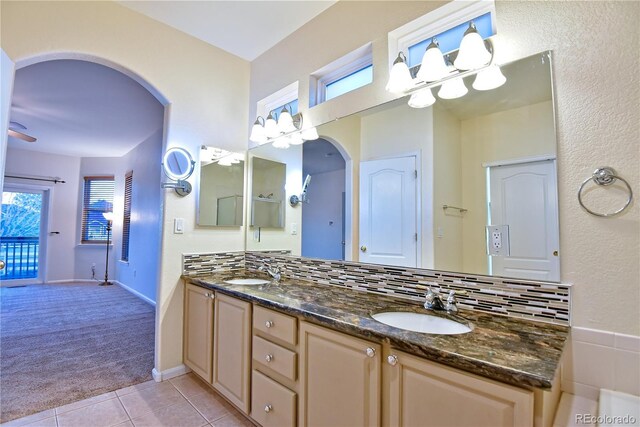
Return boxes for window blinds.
[121,172,133,261]
[81,176,115,243]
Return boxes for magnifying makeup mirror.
[161,147,195,196]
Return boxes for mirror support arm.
[162,180,192,197]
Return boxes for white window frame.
[256,81,299,119]
[387,0,496,71]
[310,43,373,106]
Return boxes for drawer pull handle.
[265,354,273,363]
[265,320,274,328]
[365,347,376,358]
[387,355,398,366]
[264,404,272,413]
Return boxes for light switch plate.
[174,218,185,234]
[291,222,298,235]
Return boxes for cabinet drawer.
[253,335,297,381]
[251,370,296,427]
[253,305,297,345]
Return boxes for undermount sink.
[372,312,472,335]
[223,278,270,286]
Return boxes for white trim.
[310,43,373,106]
[482,154,556,168]
[152,364,190,382]
[45,279,93,284]
[114,280,156,306]
[256,81,299,120]
[388,0,496,69]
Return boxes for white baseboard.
[152,364,191,382]
[46,279,95,284]
[114,280,156,307]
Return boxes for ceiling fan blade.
[8,129,37,143]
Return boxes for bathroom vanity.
[182,271,567,427]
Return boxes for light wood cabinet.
[183,283,214,383]
[383,348,534,427]
[212,293,252,414]
[299,321,381,427]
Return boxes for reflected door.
[488,159,559,281]
[1,188,47,283]
[359,156,417,267]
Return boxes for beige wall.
[1,0,251,372]
[250,1,640,335]
[461,101,556,275]
[433,105,463,273]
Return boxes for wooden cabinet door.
[383,349,534,427]
[183,283,214,383]
[212,293,252,414]
[299,321,381,427]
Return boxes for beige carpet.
[0,282,155,422]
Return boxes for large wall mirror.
[245,51,560,282]
[198,146,245,226]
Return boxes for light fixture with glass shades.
[386,20,507,108]
[249,105,319,149]
[201,146,244,166]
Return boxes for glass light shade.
[408,88,436,109]
[218,156,233,166]
[272,136,290,149]
[416,40,449,82]
[438,77,468,99]
[278,108,296,133]
[454,24,491,70]
[289,133,304,145]
[472,65,506,91]
[102,211,114,222]
[249,121,267,144]
[385,55,414,94]
[300,127,319,141]
[264,113,280,138]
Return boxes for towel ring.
[578,167,633,217]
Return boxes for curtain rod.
[4,175,66,184]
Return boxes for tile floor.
[1,374,254,427]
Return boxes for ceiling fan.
[8,121,37,143]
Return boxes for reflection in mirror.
[197,146,245,227]
[245,51,559,282]
[251,157,286,228]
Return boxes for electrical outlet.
[486,225,510,256]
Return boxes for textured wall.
[250,1,639,335]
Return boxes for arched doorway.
[1,55,167,421]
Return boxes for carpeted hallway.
[0,282,155,423]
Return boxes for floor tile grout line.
[115,394,134,423]
[170,378,232,424]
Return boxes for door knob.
[553,250,558,256]
[360,246,367,252]
[0,260,4,270]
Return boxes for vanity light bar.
[249,111,319,149]
[386,22,507,106]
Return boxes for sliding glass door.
[0,187,48,284]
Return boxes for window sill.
[76,243,113,248]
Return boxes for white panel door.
[489,159,559,281]
[359,156,417,267]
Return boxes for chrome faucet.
[258,263,282,282]
[424,287,461,313]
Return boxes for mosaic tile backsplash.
[183,251,571,326]
[183,251,245,276]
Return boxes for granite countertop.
[184,271,569,390]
